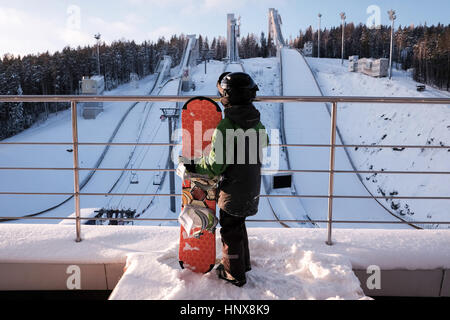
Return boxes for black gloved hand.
[184,163,196,173]
[179,156,196,173]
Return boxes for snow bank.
[110,246,365,300]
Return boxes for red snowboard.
[178,97,222,273]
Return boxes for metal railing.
[0,95,449,245]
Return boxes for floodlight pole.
[388,10,397,80]
[161,108,179,213]
[340,12,346,65]
[318,13,322,58]
[94,33,101,75]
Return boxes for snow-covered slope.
[243,57,312,228]
[0,74,158,220]
[281,48,408,229]
[306,57,450,229]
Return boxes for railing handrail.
[0,95,449,104]
[1,215,449,225]
[1,192,449,201]
[2,167,450,175]
[1,141,450,149]
[0,95,449,244]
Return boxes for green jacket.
[195,118,269,178]
[195,103,268,216]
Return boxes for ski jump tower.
[227,13,240,63]
[268,8,286,49]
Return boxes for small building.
[79,75,105,119]
[130,73,139,88]
[181,67,195,92]
[81,75,104,95]
[358,58,389,77]
[348,55,359,72]
[350,57,389,77]
[303,41,313,57]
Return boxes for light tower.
[94,33,101,75]
[318,13,322,58]
[160,107,180,213]
[388,9,397,79]
[340,12,346,65]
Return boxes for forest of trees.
[236,32,276,59]
[0,35,188,139]
[0,23,448,140]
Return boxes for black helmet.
[217,72,259,98]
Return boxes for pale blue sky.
[1,0,449,56]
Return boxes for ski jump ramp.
[268,8,285,49]
[280,48,408,228]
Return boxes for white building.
[349,57,389,77]
[79,75,105,119]
[303,41,313,57]
[357,58,389,77]
[80,75,104,95]
[348,55,359,72]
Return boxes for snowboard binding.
[178,157,219,239]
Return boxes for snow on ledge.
[1,224,449,270]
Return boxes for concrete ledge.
[440,270,450,297]
[0,263,124,291]
[354,269,448,297]
[1,262,449,297]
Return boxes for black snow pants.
[219,209,251,281]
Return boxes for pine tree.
[260,32,268,58]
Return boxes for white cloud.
[147,25,180,40]
[0,7,62,56]
[0,7,23,26]
[126,0,183,8]
[87,15,149,44]
[126,0,247,13]
[0,5,149,56]
[0,0,282,56]
[58,28,94,48]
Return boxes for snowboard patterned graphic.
[179,97,222,273]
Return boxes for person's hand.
[176,162,187,179]
[176,157,196,180]
[184,163,196,173]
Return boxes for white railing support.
[326,102,338,245]
[71,101,82,242]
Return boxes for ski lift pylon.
[153,165,162,185]
[130,172,139,184]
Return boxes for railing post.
[71,101,82,242]
[326,101,338,245]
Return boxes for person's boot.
[216,264,246,287]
